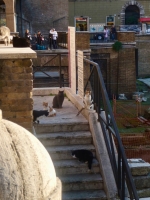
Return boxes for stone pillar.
[0,47,37,132]
[4,0,16,32]
[76,32,90,50]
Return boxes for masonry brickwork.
[0,59,33,132]
[135,34,150,78]
[21,0,68,34]
[91,46,136,98]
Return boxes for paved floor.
[33,96,87,124]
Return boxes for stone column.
[4,0,16,32]
[0,47,37,132]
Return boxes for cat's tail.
[76,107,85,116]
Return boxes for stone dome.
[0,110,61,200]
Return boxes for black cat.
[13,37,30,47]
[33,110,49,123]
[52,90,64,108]
[72,149,94,170]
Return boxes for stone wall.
[76,32,90,50]
[135,34,150,78]
[0,48,37,133]
[117,31,135,43]
[91,45,136,98]
[21,0,68,34]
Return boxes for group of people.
[25,28,58,49]
[103,25,116,42]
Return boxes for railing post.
[59,53,62,88]
[83,58,139,200]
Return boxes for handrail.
[83,58,139,200]
[33,52,69,88]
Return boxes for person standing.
[50,28,58,49]
[36,31,42,45]
[110,25,116,41]
[25,29,31,40]
[104,27,109,42]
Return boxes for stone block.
[7,80,25,87]
[10,104,33,112]
[76,32,90,50]
[12,66,25,74]
[117,31,135,42]
[7,92,31,99]
[128,161,150,176]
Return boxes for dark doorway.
[125,5,140,25]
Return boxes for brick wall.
[117,32,135,43]
[21,0,68,34]
[76,32,90,50]
[0,59,33,132]
[135,34,150,78]
[91,46,136,98]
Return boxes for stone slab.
[63,189,107,200]
[0,47,37,59]
[128,161,150,176]
[33,95,88,125]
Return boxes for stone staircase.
[34,121,107,200]
[128,159,150,199]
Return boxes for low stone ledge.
[128,159,150,176]
[0,47,37,59]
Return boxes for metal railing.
[83,58,139,200]
[33,52,69,88]
[29,32,68,50]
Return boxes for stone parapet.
[76,32,90,50]
[135,34,150,77]
[0,47,37,132]
[117,31,135,43]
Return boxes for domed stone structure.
[0,110,61,200]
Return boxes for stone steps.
[62,190,107,200]
[53,159,100,175]
[34,99,107,200]
[59,173,104,192]
[34,121,89,133]
[128,159,150,198]
[46,144,96,160]
[38,131,92,146]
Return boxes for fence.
[83,58,139,200]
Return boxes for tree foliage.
[112,41,122,52]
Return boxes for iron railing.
[83,58,139,200]
[33,52,69,88]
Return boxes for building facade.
[68,0,149,29]
[1,0,150,34]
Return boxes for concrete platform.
[33,95,88,125]
[0,46,36,59]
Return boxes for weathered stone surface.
[0,55,34,132]
[134,176,150,189]
[117,31,135,42]
[129,162,150,176]
[0,110,61,200]
[137,188,150,198]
